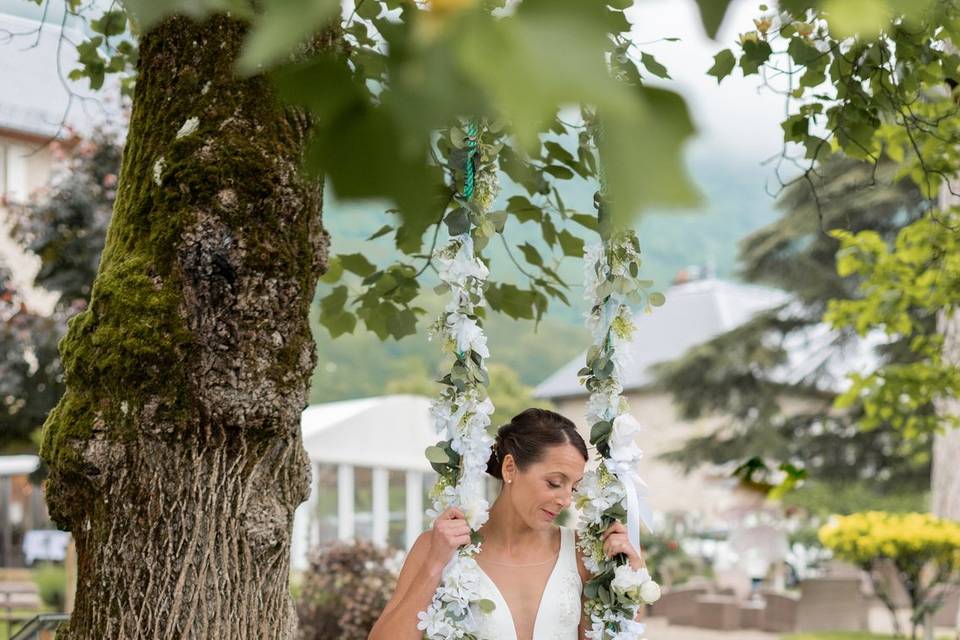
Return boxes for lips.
[542,509,557,520]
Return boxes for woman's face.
[504,443,586,530]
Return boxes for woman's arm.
[601,521,646,622]
[369,508,471,640]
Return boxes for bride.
[369,408,646,640]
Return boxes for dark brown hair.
[485,408,588,480]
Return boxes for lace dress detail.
[472,527,582,640]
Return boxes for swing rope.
[419,120,500,639]
[573,119,661,639]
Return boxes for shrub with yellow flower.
[819,512,960,640]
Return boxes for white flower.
[446,312,490,358]
[609,414,643,463]
[458,487,490,530]
[418,604,457,639]
[610,564,660,608]
[610,564,644,603]
[436,238,489,287]
[585,385,624,424]
[611,618,647,640]
[639,580,661,604]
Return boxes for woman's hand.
[426,507,472,573]
[602,520,645,571]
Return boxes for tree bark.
[41,15,328,639]
[932,308,960,521]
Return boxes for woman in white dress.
[369,408,645,640]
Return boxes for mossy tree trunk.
[41,15,328,639]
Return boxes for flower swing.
[419,120,661,640]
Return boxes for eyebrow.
[550,472,584,483]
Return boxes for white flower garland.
[419,123,501,640]
[574,230,662,640]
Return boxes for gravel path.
[643,618,781,640]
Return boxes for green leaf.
[444,207,471,236]
[367,224,393,241]
[320,256,343,283]
[707,49,736,83]
[640,52,671,79]
[786,37,821,66]
[507,196,541,223]
[649,291,666,306]
[740,39,773,75]
[91,10,127,37]
[544,165,575,180]
[456,2,634,149]
[590,420,612,444]
[319,286,357,338]
[488,211,508,233]
[355,0,381,20]
[477,598,497,614]
[238,0,340,73]
[693,0,734,38]
[599,85,700,224]
[340,253,377,277]
[425,445,451,464]
[571,213,598,231]
[781,114,809,143]
[519,243,544,267]
[486,283,537,320]
[387,308,419,340]
[557,230,585,257]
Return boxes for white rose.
[609,413,643,463]
[639,579,661,604]
[610,564,643,603]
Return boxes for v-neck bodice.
[472,527,582,640]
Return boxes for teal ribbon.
[462,122,479,202]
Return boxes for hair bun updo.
[485,408,588,480]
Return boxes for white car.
[22,530,70,566]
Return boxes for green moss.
[41,253,193,501]
[41,13,326,522]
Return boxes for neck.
[482,492,551,555]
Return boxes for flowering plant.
[419,121,502,640]
[574,227,664,639]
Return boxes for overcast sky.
[629,0,787,167]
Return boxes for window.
[387,470,406,549]
[354,466,374,540]
[0,143,28,203]
[314,463,338,544]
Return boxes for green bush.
[33,562,66,610]
[296,540,398,640]
[639,528,710,588]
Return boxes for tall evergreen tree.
[654,157,932,492]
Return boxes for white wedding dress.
[473,527,582,640]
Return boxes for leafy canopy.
[60,0,708,341]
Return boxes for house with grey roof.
[533,276,878,530]
[0,3,118,312]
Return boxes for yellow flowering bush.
[819,512,960,639]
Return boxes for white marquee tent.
[291,395,438,571]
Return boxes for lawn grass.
[784,633,952,640]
